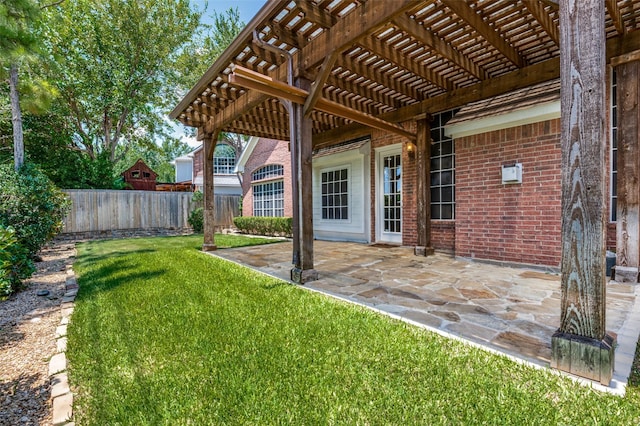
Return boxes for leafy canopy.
[38,0,202,162]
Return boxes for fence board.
[62,190,240,234]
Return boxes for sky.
[191,0,268,26]
[176,0,268,147]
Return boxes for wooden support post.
[551,0,615,386]
[415,118,434,256]
[613,60,640,283]
[290,77,318,284]
[202,131,219,251]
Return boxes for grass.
[68,235,640,425]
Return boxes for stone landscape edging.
[48,258,78,426]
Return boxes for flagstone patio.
[213,240,640,389]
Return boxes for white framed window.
[431,109,458,220]
[321,167,349,220]
[611,70,618,222]
[214,144,236,174]
[252,164,284,181]
[253,180,284,217]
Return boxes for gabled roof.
[171,1,640,150]
[235,136,261,173]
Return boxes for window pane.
[430,109,457,220]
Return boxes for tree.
[175,7,245,91]
[38,0,202,163]
[0,0,40,170]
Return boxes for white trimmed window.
[321,167,349,220]
[252,164,285,217]
[253,180,284,217]
[213,144,236,174]
[431,109,457,220]
[252,164,283,181]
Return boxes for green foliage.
[38,0,202,162]
[0,113,117,188]
[176,8,244,90]
[0,225,34,297]
[188,207,204,233]
[0,0,40,65]
[0,163,70,256]
[233,216,292,237]
[191,190,204,203]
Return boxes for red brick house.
[171,0,640,384]
[236,137,293,217]
[233,76,620,268]
[121,159,157,191]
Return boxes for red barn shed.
[121,159,158,191]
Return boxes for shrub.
[233,216,292,237]
[188,207,204,233]
[0,163,71,257]
[192,190,204,203]
[0,226,35,298]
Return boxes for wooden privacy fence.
[62,190,240,234]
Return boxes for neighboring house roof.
[445,80,561,139]
[192,172,240,187]
[313,137,369,158]
[235,136,261,173]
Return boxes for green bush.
[233,216,292,237]
[0,226,35,298]
[188,207,204,233]
[0,163,71,257]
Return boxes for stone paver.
[49,352,66,376]
[52,393,73,426]
[213,240,640,387]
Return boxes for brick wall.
[193,148,203,180]
[241,138,293,217]
[432,221,455,252]
[455,119,562,267]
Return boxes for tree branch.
[40,0,65,10]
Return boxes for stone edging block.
[51,263,77,425]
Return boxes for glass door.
[378,150,402,243]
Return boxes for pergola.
[171,0,640,386]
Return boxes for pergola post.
[202,130,219,252]
[551,0,615,385]
[290,77,318,284]
[415,117,434,256]
[613,60,640,282]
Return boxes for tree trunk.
[9,64,24,171]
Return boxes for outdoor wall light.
[406,141,416,159]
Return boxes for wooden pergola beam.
[523,0,559,45]
[297,0,337,28]
[229,65,416,141]
[441,0,526,68]
[170,0,290,119]
[313,56,560,147]
[301,0,418,70]
[606,0,627,36]
[340,53,424,102]
[392,14,486,81]
[198,0,417,140]
[360,34,454,91]
[326,73,403,110]
[304,50,339,117]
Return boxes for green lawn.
[68,235,640,425]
